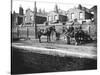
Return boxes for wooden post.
[89,25,90,35]
[27,27,29,39]
[34,1,38,39]
[67,36,70,44]
[17,27,19,38]
[34,19,38,39]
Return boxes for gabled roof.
[12,11,24,18]
[66,5,91,14]
[48,10,67,16]
[36,13,47,17]
[25,8,47,17]
[90,6,97,12]
[58,9,67,15]
[81,7,90,13]
[26,8,34,13]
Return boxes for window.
[71,13,75,19]
[91,12,94,14]
[79,12,83,19]
[30,16,33,21]
[25,17,27,22]
[53,15,55,20]
[48,16,52,21]
[55,15,58,20]
[48,16,49,21]
[51,16,53,21]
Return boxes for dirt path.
[12,40,97,59]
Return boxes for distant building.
[11,12,24,27]
[24,8,47,26]
[47,4,67,24]
[24,8,34,25]
[11,11,18,27]
[23,1,47,26]
[11,6,24,27]
[19,5,24,15]
[66,4,93,24]
[90,6,97,25]
[47,11,67,24]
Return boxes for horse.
[74,28,85,45]
[67,26,91,45]
[37,26,56,43]
[63,26,85,45]
[74,26,92,45]
[65,26,75,44]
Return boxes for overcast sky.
[12,0,96,13]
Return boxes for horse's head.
[49,26,56,32]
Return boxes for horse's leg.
[38,36,41,43]
[79,34,82,44]
[67,36,70,44]
[75,35,79,45]
[56,33,58,40]
[75,41,78,45]
[47,35,50,42]
[49,35,51,42]
[80,34,83,44]
[74,38,77,45]
[47,35,48,42]
[51,31,53,41]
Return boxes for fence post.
[27,27,29,39]
[17,27,19,38]
[88,25,90,35]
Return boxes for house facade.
[66,5,93,24]
[11,6,24,27]
[90,6,97,25]
[47,11,67,24]
[24,8,47,26]
[11,11,24,27]
[47,4,67,24]
[24,9,34,25]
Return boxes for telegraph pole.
[34,1,38,39]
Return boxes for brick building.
[11,11,24,27]
[24,8,34,25]
[47,11,67,24]
[47,4,67,24]
[11,11,18,27]
[66,4,93,24]
[90,6,97,25]
[24,8,47,26]
[11,6,24,27]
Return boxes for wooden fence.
[11,24,97,40]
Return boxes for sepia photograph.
[11,0,97,74]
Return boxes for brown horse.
[37,26,56,43]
